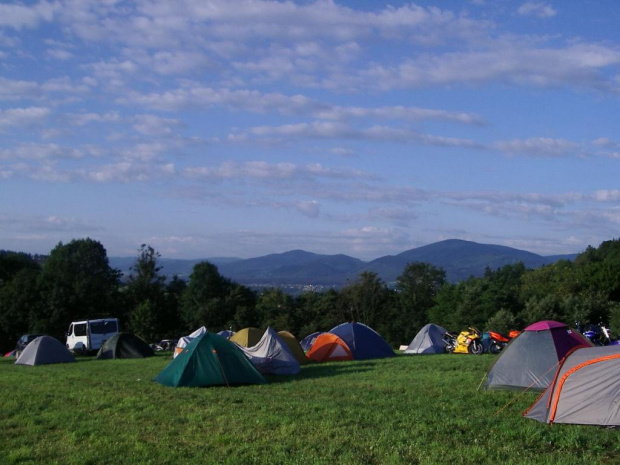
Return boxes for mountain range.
[109,239,578,288]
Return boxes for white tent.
[174,326,207,358]
[236,327,300,375]
[404,324,448,354]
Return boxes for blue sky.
[1,0,619,260]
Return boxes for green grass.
[1,353,617,464]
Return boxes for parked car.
[15,333,43,358]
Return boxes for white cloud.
[517,2,557,18]
[46,48,73,60]
[493,137,581,157]
[238,121,482,149]
[361,42,620,91]
[0,77,41,101]
[593,190,620,202]
[0,143,84,160]
[83,162,175,183]
[0,107,50,127]
[121,85,484,126]
[331,147,356,157]
[130,114,183,137]
[0,1,57,30]
[183,160,373,182]
[68,111,121,126]
[296,200,321,218]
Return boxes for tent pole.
[213,349,230,387]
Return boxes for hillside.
[109,239,578,286]
[357,239,571,283]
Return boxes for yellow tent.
[229,327,264,347]
[277,331,310,365]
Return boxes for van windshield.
[90,320,118,334]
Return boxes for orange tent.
[306,333,353,362]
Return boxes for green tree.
[256,288,295,331]
[395,262,446,335]
[295,289,341,338]
[0,251,41,286]
[486,308,517,334]
[519,295,564,324]
[180,261,233,330]
[339,272,391,327]
[125,244,168,341]
[427,282,463,331]
[609,303,620,336]
[38,238,121,338]
[162,275,187,337]
[227,284,258,330]
[0,268,43,353]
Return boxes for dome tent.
[307,333,353,362]
[217,329,235,339]
[229,327,264,348]
[236,327,300,375]
[483,320,591,391]
[155,332,266,388]
[300,332,323,352]
[15,336,75,366]
[404,323,448,354]
[174,326,207,358]
[524,345,620,426]
[329,322,394,360]
[97,333,154,359]
[277,330,310,364]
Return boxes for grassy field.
[1,353,617,465]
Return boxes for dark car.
[15,334,43,357]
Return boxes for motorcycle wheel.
[489,342,502,354]
[469,340,484,355]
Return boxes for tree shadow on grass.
[264,360,376,384]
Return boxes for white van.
[66,318,120,353]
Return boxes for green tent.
[155,332,267,388]
[97,332,154,359]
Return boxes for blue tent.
[300,331,323,351]
[217,329,235,339]
[329,322,394,360]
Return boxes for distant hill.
[357,239,577,283]
[218,250,365,285]
[109,239,579,287]
[110,256,242,281]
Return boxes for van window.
[90,320,118,334]
[74,323,88,337]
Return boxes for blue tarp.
[217,330,235,339]
[329,322,394,360]
[300,331,323,351]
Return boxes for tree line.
[1,238,619,353]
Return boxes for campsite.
[1,349,618,465]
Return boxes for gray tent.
[235,327,300,375]
[404,323,448,354]
[524,345,620,426]
[483,320,591,391]
[15,336,75,366]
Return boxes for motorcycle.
[443,326,484,355]
[601,325,620,346]
[487,330,519,354]
[576,321,620,346]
